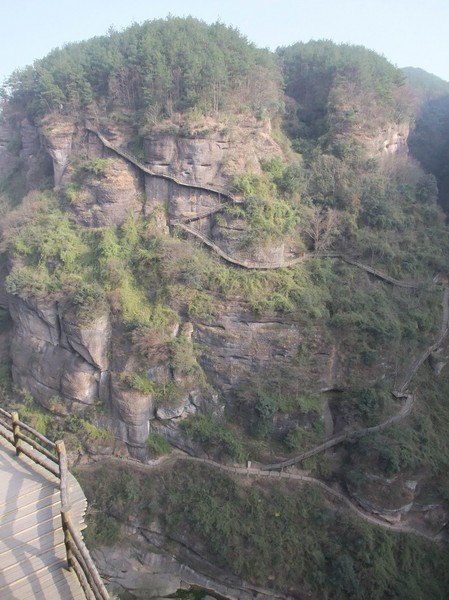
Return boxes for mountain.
[402,66,449,100]
[0,19,449,599]
[402,67,449,213]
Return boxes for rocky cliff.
[2,23,449,599]
[0,106,416,461]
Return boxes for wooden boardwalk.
[0,431,88,599]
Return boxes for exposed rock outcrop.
[0,118,15,175]
[194,307,338,400]
[9,295,110,411]
[143,116,283,189]
[111,376,154,451]
[68,157,144,227]
[365,122,410,157]
[40,116,76,186]
[211,216,286,265]
[94,535,292,600]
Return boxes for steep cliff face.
[143,116,283,188]
[194,307,335,396]
[40,116,76,186]
[9,295,110,411]
[364,122,410,157]
[0,108,415,459]
[69,156,144,227]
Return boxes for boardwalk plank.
[0,434,89,599]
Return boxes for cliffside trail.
[89,127,431,286]
[262,286,449,470]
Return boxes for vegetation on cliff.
[1,17,449,599]
[78,461,449,599]
[279,40,411,147]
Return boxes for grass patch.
[147,433,172,456]
[181,415,248,463]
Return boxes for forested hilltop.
[1,17,449,599]
[4,17,281,121]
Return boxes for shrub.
[5,266,53,298]
[284,426,322,452]
[62,182,80,204]
[154,380,184,407]
[170,337,205,381]
[81,158,111,176]
[255,393,278,420]
[120,371,155,395]
[231,173,276,201]
[181,415,248,463]
[9,391,52,436]
[147,432,172,456]
[83,511,120,548]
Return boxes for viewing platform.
[0,409,109,599]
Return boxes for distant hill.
[404,67,449,211]
[402,66,449,99]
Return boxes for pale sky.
[1,0,448,84]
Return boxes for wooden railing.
[0,406,109,600]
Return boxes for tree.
[302,205,340,251]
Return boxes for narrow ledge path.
[86,125,448,544]
[89,127,431,286]
[91,450,439,543]
[262,286,449,471]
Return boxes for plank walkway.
[0,431,88,599]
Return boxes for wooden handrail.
[19,420,56,448]
[17,431,59,463]
[0,407,109,599]
[67,521,110,600]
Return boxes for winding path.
[175,221,431,286]
[91,450,437,542]
[87,125,447,542]
[86,126,237,202]
[262,286,449,471]
[88,127,431,286]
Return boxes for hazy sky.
[1,0,449,83]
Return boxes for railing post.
[56,440,74,570]
[11,411,21,456]
[61,508,74,570]
[56,440,70,506]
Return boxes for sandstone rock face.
[0,115,53,192]
[194,304,336,404]
[60,309,111,371]
[142,115,284,228]
[110,375,154,448]
[95,543,184,598]
[365,122,410,157]
[93,535,287,600]
[144,116,283,189]
[0,118,16,175]
[144,174,222,224]
[69,158,144,227]
[211,217,286,264]
[156,401,189,421]
[144,133,227,188]
[9,295,109,410]
[40,117,76,186]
